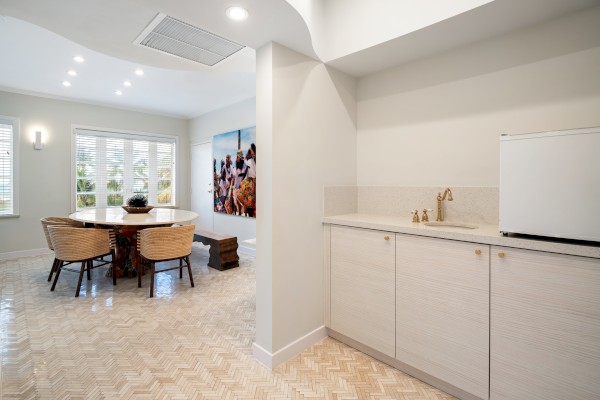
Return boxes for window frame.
[70,125,179,212]
[0,115,19,218]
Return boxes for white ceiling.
[0,16,256,118]
[0,0,598,118]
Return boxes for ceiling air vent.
[134,13,245,67]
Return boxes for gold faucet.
[436,188,453,221]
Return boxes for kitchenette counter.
[323,213,600,259]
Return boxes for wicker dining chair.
[137,225,195,298]
[40,217,85,282]
[48,226,117,297]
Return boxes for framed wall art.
[212,127,256,218]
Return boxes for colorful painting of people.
[212,127,256,218]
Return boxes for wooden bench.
[193,230,239,271]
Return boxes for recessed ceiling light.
[134,69,144,76]
[114,90,123,96]
[67,70,77,76]
[123,80,132,87]
[73,56,85,63]
[226,6,248,21]
[62,81,71,87]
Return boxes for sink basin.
[424,222,478,229]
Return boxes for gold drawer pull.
[498,251,505,258]
[384,236,390,241]
[474,249,481,255]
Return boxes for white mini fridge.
[499,126,600,242]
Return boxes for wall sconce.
[34,131,43,150]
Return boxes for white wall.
[284,0,492,62]
[189,97,256,241]
[356,6,600,187]
[0,91,189,254]
[321,0,492,61]
[189,98,256,143]
[255,42,357,356]
[255,43,274,356]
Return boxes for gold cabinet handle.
[384,235,390,241]
[498,251,505,258]
[474,249,481,255]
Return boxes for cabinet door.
[491,247,600,400]
[330,225,396,357]
[396,235,489,399]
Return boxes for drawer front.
[491,246,600,400]
[396,234,489,399]
[331,225,396,357]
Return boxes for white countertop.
[323,213,600,259]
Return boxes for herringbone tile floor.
[0,244,454,399]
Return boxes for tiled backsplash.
[325,186,499,225]
[323,186,358,217]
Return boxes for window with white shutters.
[0,116,18,216]
[74,128,177,210]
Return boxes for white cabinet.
[325,222,600,400]
[490,246,600,400]
[396,235,490,400]
[330,225,396,357]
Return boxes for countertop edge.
[323,214,600,260]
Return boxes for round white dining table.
[69,207,198,226]
[69,207,198,279]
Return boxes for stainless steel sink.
[424,222,478,229]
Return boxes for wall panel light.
[34,131,43,150]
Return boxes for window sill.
[0,214,20,219]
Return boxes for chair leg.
[51,260,63,291]
[111,250,117,286]
[75,261,86,297]
[87,260,92,281]
[186,256,194,288]
[48,258,59,282]
[179,258,183,279]
[138,256,142,288]
[149,262,155,298]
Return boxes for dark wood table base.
[95,224,170,278]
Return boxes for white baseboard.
[253,325,327,369]
[0,248,52,261]
[238,245,256,256]
[252,343,274,369]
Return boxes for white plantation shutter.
[74,128,176,210]
[156,142,174,204]
[0,116,18,216]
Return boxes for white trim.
[0,115,19,216]
[12,117,19,216]
[0,248,52,261]
[72,124,178,141]
[323,224,331,327]
[252,325,327,369]
[70,124,180,212]
[71,127,76,211]
[501,126,600,140]
[252,342,273,369]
